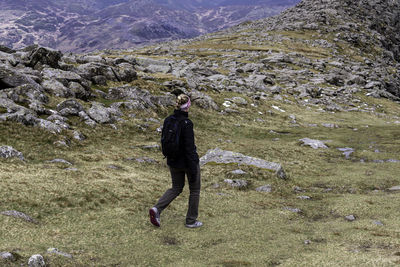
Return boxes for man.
[149,94,202,228]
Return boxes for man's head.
[177,94,191,111]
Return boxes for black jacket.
[165,109,199,173]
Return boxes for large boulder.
[115,63,137,82]
[0,146,24,160]
[68,81,91,101]
[41,79,74,98]
[41,68,83,84]
[0,65,40,89]
[56,99,84,116]
[87,102,121,124]
[200,148,287,179]
[188,90,219,110]
[26,46,62,69]
[106,86,174,109]
[76,63,118,83]
[1,84,49,105]
[136,57,172,74]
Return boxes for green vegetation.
[1,26,400,266]
[1,90,400,266]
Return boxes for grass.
[1,26,400,266]
[1,90,400,266]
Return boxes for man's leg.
[186,164,201,225]
[154,167,185,213]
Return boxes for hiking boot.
[185,221,203,228]
[149,207,160,227]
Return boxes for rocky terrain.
[1,0,399,137]
[0,0,299,52]
[1,0,400,266]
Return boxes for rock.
[224,179,248,189]
[1,210,38,224]
[337,147,355,159]
[41,68,82,83]
[0,146,25,160]
[28,254,46,267]
[68,82,91,101]
[73,131,86,141]
[0,65,40,89]
[256,185,272,192]
[47,159,72,165]
[297,196,311,200]
[372,220,384,226]
[56,99,84,115]
[231,169,246,175]
[322,123,339,128]
[135,157,157,164]
[0,45,16,54]
[345,215,356,221]
[26,46,62,69]
[92,75,107,85]
[188,90,219,110]
[41,79,74,98]
[87,102,115,124]
[76,63,118,82]
[0,252,15,261]
[200,148,286,179]
[116,63,137,82]
[47,248,73,259]
[388,185,400,191]
[284,207,301,213]
[228,96,248,106]
[37,119,64,134]
[299,138,328,149]
[76,55,104,64]
[136,57,172,74]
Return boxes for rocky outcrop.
[200,148,287,179]
[0,146,25,160]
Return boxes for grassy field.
[1,86,400,266]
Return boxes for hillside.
[0,0,299,52]
[1,0,400,266]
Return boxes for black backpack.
[161,115,185,158]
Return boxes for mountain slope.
[0,0,300,52]
[1,0,400,266]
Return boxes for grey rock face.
[68,82,91,101]
[47,248,73,259]
[28,254,46,267]
[56,99,84,116]
[337,147,354,159]
[200,148,286,179]
[41,68,82,83]
[87,102,115,124]
[0,146,24,160]
[47,158,72,165]
[256,185,272,192]
[76,62,118,82]
[26,46,62,69]
[116,63,137,82]
[299,138,328,149]
[106,86,175,109]
[1,210,38,223]
[0,252,15,261]
[388,186,400,191]
[189,90,219,110]
[0,65,40,89]
[231,169,246,175]
[42,79,74,98]
[136,57,172,74]
[224,179,248,189]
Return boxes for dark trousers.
[155,164,201,224]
